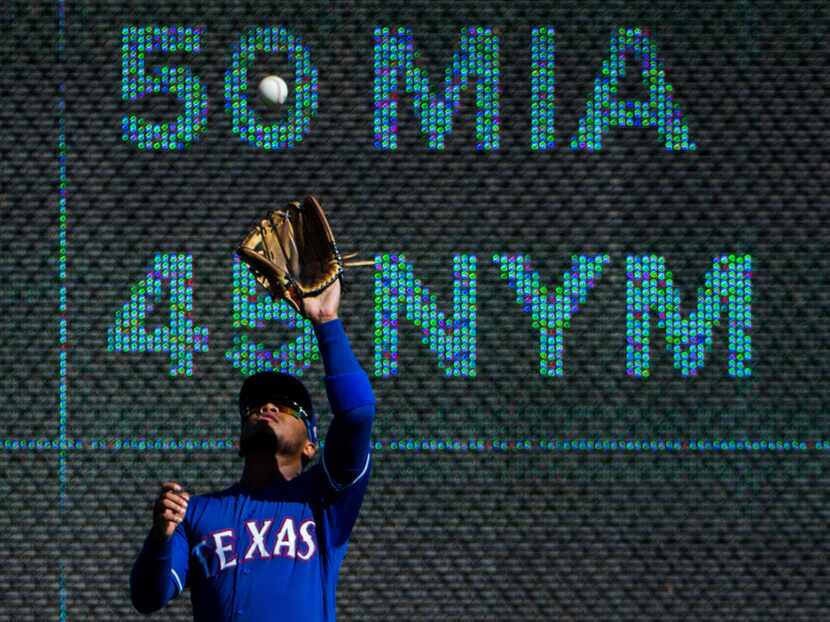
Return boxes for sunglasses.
[245,397,310,425]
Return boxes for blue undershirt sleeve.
[129,522,189,614]
[313,318,375,489]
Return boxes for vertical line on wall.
[57,0,68,618]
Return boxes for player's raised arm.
[304,278,376,489]
[235,194,376,488]
[129,481,191,614]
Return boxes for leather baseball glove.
[236,195,373,316]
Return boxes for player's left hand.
[301,276,341,325]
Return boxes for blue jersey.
[130,319,375,622]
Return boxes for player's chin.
[240,427,278,455]
[247,420,275,436]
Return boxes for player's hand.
[302,276,340,325]
[151,481,191,543]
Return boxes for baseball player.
[129,277,375,621]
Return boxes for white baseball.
[258,75,288,105]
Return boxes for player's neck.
[240,452,302,489]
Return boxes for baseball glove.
[236,194,373,316]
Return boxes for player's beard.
[240,421,303,458]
